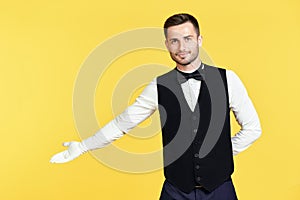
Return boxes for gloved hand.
[50,141,88,163]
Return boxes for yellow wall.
[1,0,299,199]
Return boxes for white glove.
[50,141,88,163]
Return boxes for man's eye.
[185,37,191,42]
[171,40,178,44]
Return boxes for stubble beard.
[170,50,199,66]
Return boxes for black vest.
[157,63,234,193]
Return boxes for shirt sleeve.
[82,78,158,150]
[227,70,262,156]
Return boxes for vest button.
[195,165,200,169]
[194,153,199,158]
[196,177,201,182]
[193,129,197,133]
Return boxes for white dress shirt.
[83,66,262,156]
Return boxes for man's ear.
[198,35,203,47]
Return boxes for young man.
[50,13,261,200]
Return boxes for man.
[50,13,261,200]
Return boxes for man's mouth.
[176,52,189,57]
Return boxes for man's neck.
[176,58,202,73]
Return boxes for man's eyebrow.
[183,35,193,38]
[168,37,179,41]
[169,35,194,40]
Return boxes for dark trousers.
[159,179,238,200]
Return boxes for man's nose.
[178,40,187,51]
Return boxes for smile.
[176,52,189,57]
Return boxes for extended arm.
[50,78,158,163]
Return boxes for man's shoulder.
[203,63,227,71]
[156,68,177,79]
[203,63,237,78]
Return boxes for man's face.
[165,22,202,66]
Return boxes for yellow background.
[1,0,299,199]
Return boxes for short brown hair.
[163,13,200,38]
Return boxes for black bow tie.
[177,70,204,84]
